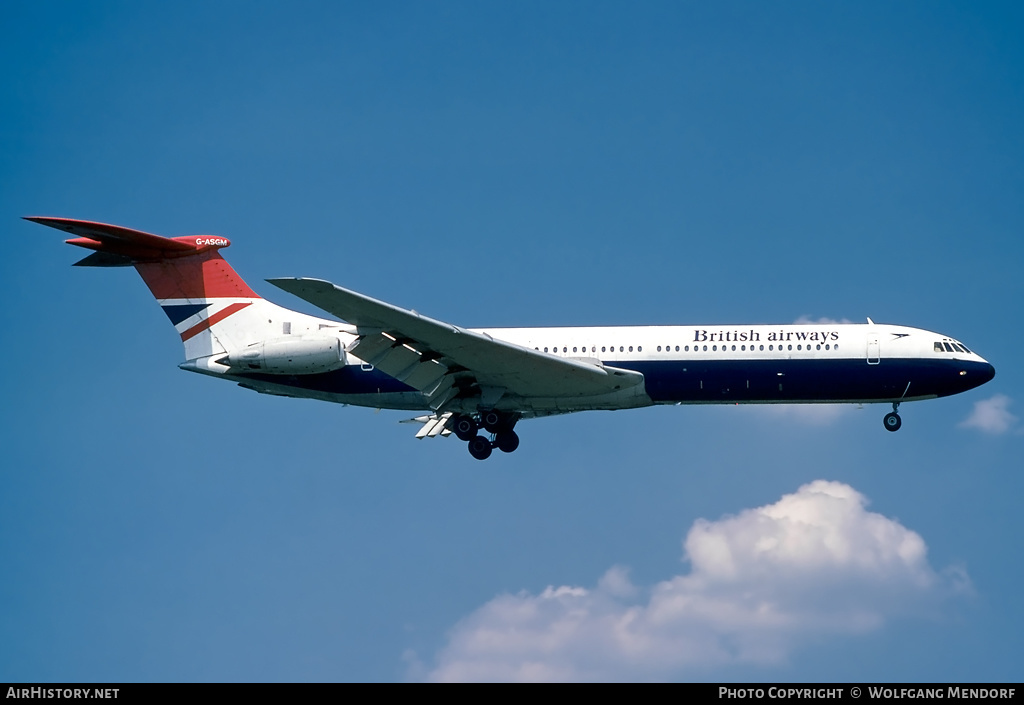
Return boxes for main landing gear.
[883,402,902,432]
[451,412,520,460]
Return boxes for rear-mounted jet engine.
[218,335,346,374]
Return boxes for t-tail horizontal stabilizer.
[25,216,233,266]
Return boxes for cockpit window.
[935,341,973,354]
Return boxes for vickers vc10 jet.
[30,217,996,460]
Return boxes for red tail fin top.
[28,216,259,299]
[25,216,232,260]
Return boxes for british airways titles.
[694,328,841,343]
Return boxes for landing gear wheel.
[452,415,478,442]
[480,410,506,434]
[883,412,902,432]
[495,430,520,454]
[468,435,493,460]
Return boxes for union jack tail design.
[26,217,287,361]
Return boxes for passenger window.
[601,346,606,353]
[544,347,548,352]
[676,345,680,352]
[619,346,624,352]
[759,345,764,351]
[638,346,642,352]
[731,345,736,351]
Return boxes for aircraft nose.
[963,361,996,390]
[962,360,995,387]
[982,362,996,383]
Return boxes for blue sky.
[2,1,1022,682]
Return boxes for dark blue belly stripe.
[609,357,992,403]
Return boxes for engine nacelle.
[220,335,347,375]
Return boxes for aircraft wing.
[267,277,643,409]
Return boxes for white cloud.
[959,394,1017,435]
[423,481,966,682]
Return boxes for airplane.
[28,216,996,460]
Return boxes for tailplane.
[27,217,286,362]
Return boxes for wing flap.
[371,340,421,373]
[347,333,396,363]
[348,331,451,390]
[396,358,448,389]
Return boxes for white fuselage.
[181,312,994,415]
